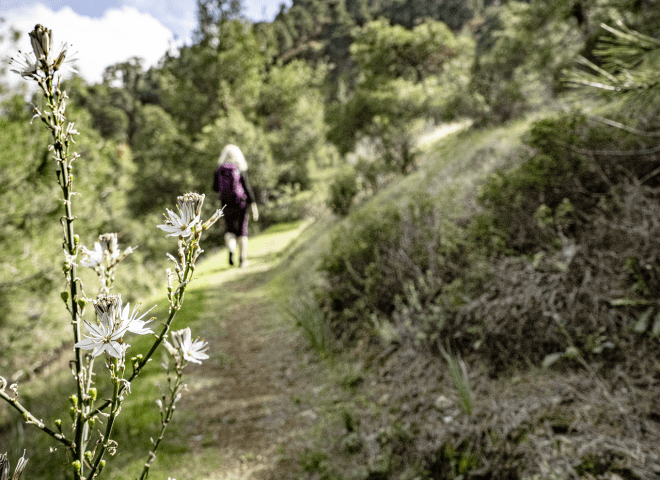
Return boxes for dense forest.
[2,0,660,478]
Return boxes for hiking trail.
[169,220,319,480]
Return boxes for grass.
[286,293,333,359]
[6,115,634,480]
[0,219,313,480]
[439,345,473,417]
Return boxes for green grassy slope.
[5,116,658,480]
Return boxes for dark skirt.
[223,203,249,236]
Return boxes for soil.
[179,229,320,480]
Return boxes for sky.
[0,0,292,85]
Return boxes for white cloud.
[243,0,289,22]
[119,0,196,42]
[2,3,177,85]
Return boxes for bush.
[327,168,359,216]
[321,110,660,372]
[319,195,469,341]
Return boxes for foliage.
[195,0,243,40]
[469,1,585,125]
[565,21,660,117]
[350,18,457,83]
[287,293,333,358]
[159,19,265,134]
[320,195,468,341]
[320,95,660,372]
[129,104,192,216]
[257,60,331,189]
[196,107,275,203]
[328,18,460,176]
[327,167,358,216]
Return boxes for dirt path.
[178,222,318,480]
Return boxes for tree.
[351,18,456,83]
[159,19,265,134]
[258,60,331,188]
[129,105,191,214]
[196,0,244,41]
[565,21,660,117]
[328,18,458,172]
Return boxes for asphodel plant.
[1,25,223,480]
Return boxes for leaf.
[610,298,653,306]
[542,352,565,370]
[651,312,660,338]
[634,307,654,333]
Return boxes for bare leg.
[238,235,249,268]
[225,232,237,266]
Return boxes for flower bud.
[88,387,97,401]
[89,417,96,429]
[69,394,78,407]
[84,451,92,462]
[72,460,81,473]
[99,460,106,472]
[29,24,52,59]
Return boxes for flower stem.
[42,76,87,479]
[0,389,72,447]
[88,360,122,479]
[87,278,189,418]
[138,373,183,480]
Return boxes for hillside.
[2,1,660,479]
[5,116,660,479]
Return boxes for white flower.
[10,25,77,79]
[98,233,120,261]
[179,192,205,218]
[80,233,135,269]
[9,50,39,78]
[166,327,209,364]
[80,242,103,268]
[74,294,155,359]
[52,41,78,74]
[75,295,128,359]
[120,301,156,335]
[157,193,204,238]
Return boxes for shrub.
[321,109,660,372]
[319,195,469,341]
[327,168,359,216]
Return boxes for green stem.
[88,361,122,479]
[88,244,197,418]
[0,389,72,447]
[45,81,86,478]
[138,373,183,480]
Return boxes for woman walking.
[213,144,259,268]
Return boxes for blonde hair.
[218,144,248,171]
